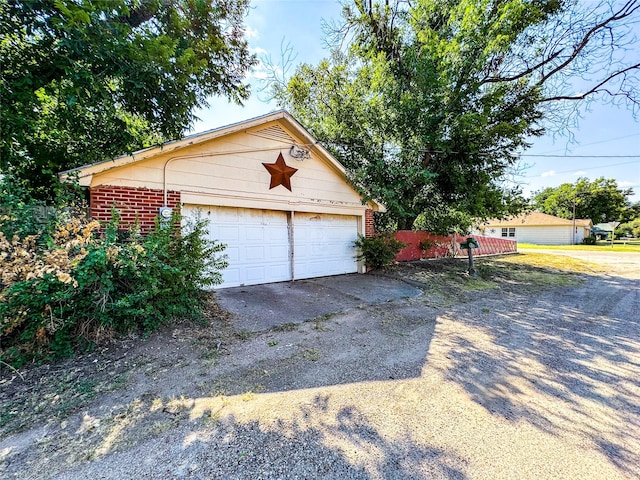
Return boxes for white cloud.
[619,181,635,187]
[541,170,556,177]
[244,26,259,39]
[572,171,586,176]
[246,58,281,81]
[250,47,268,55]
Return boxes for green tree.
[616,217,640,237]
[1,0,256,198]
[269,0,639,231]
[531,177,634,223]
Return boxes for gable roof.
[60,110,348,186]
[593,222,618,231]
[483,212,592,227]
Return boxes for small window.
[502,227,515,237]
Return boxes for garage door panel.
[218,226,240,241]
[243,227,266,242]
[266,227,289,242]
[224,246,240,262]
[269,245,289,260]
[244,246,266,261]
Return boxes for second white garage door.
[184,206,359,288]
[293,213,359,280]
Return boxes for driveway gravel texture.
[1,251,638,479]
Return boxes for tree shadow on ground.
[436,271,640,474]
[43,396,467,479]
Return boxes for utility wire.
[535,133,640,155]
[519,154,640,158]
[524,160,640,177]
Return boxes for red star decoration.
[262,152,298,191]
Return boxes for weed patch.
[302,348,321,362]
[272,322,298,332]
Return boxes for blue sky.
[192,0,640,202]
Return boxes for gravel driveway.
[1,252,638,479]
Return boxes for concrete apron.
[215,273,423,332]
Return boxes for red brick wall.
[394,230,517,261]
[365,209,375,238]
[90,185,180,234]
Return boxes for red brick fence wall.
[393,230,517,262]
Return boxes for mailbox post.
[459,237,480,276]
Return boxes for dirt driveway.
[1,252,639,479]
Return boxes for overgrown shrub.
[354,234,405,269]
[0,171,85,240]
[581,236,597,245]
[0,209,227,367]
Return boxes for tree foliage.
[270,0,640,231]
[530,177,635,223]
[1,0,255,198]
[616,217,640,237]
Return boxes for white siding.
[482,226,573,245]
[90,124,365,214]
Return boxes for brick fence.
[394,230,517,262]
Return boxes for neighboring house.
[476,212,592,245]
[60,111,382,288]
[592,223,617,240]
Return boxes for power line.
[519,154,640,158]
[536,133,640,155]
[524,160,640,177]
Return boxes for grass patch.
[272,322,298,332]
[518,243,640,253]
[494,252,603,274]
[307,312,338,331]
[461,277,499,291]
[302,348,321,362]
[235,329,253,340]
[399,252,592,301]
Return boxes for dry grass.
[395,251,595,303]
[493,252,605,274]
[518,242,640,252]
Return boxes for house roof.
[593,222,618,231]
[483,212,593,227]
[59,110,386,211]
[60,110,333,180]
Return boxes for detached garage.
[61,111,380,288]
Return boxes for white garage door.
[184,206,359,288]
[294,213,358,280]
[185,206,291,288]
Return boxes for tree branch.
[481,0,640,86]
[541,63,640,102]
[481,49,563,84]
[535,0,640,86]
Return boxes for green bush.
[0,209,227,367]
[581,236,597,245]
[354,234,405,269]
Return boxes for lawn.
[518,242,640,252]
